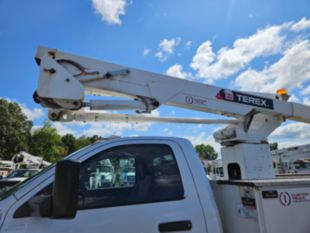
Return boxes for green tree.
[0,99,32,160]
[75,136,92,150]
[89,135,103,144]
[269,142,278,151]
[195,144,218,160]
[29,121,64,163]
[61,134,77,155]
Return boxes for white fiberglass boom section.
[34,46,310,180]
[33,46,310,142]
[34,46,310,123]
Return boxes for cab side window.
[78,144,184,210]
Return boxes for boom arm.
[35,47,309,121]
[34,46,310,142]
[34,46,310,180]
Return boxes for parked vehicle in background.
[88,159,116,189]
[119,166,135,187]
[5,169,40,181]
[0,161,14,178]
[0,169,40,193]
[207,160,224,180]
[12,151,51,169]
[293,159,310,174]
[272,144,310,175]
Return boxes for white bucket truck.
[0,47,310,233]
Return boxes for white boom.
[34,46,310,180]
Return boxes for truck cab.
[0,137,222,233]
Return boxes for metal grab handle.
[158,220,192,232]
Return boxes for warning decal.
[279,192,291,206]
[279,191,310,206]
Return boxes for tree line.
[0,99,105,163]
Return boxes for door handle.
[158,220,192,232]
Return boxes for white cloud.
[92,0,127,25]
[291,17,310,31]
[184,131,221,153]
[288,94,301,103]
[235,40,310,93]
[52,122,75,136]
[19,104,44,121]
[155,38,181,62]
[143,49,150,56]
[185,132,207,145]
[30,125,42,134]
[82,121,145,137]
[272,122,310,139]
[301,86,310,95]
[185,40,193,49]
[233,68,270,91]
[155,52,164,62]
[163,128,169,132]
[190,41,215,74]
[160,38,181,53]
[163,128,173,136]
[83,122,130,137]
[263,41,310,92]
[303,97,310,105]
[270,122,310,147]
[190,24,287,83]
[165,64,191,79]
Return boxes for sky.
[0,0,309,153]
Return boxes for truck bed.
[211,177,310,233]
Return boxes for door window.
[78,144,184,209]
[14,143,185,218]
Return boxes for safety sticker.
[185,96,207,106]
[237,204,258,221]
[279,192,291,206]
[279,191,310,206]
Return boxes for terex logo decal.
[216,89,233,101]
[216,89,274,110]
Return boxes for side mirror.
[41,160,80,219]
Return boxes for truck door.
[3,140,207,233]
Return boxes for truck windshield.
[0,165,54,201]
